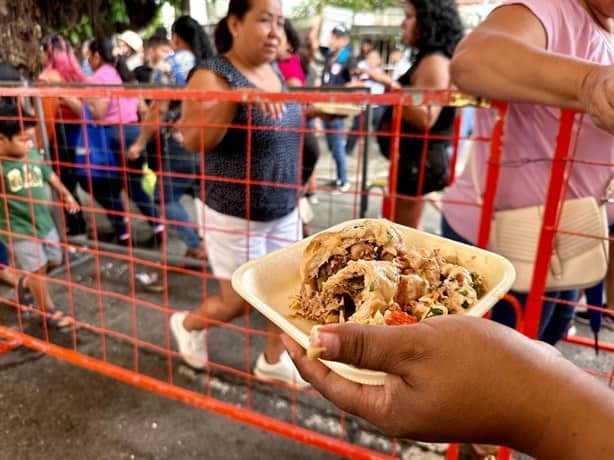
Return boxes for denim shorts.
[12,227,62,272]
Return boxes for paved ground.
[1,135,613,460]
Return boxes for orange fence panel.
[0,85,611,459]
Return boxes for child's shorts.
[12,228,62,272]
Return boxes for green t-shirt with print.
[0,150,54,242]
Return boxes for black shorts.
[377,107,450,196]
[393,143,449,196]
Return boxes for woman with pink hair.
[38,34,90,236]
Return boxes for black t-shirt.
[320,45,354,87]
[133,65,153,84]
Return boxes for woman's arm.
[361,66,396,89]
[284,316,614,459]
[127,100,170,159]
[285,77,304,88]
[47,171,80,213]
[450,5,597,110]
[402,53,451,130]
[179,68,237,153]
[59,96,83,117]
[85,97,111,121]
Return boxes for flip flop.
[45,308,74,330]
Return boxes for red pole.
[0,325,394,460]
[523,110,576,339]
[447,111,463,186]
[476,103,508,249]
[445,443,460,459]
[385,105,404,221]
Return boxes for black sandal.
[17,276,35,318]
[45,308,74,330]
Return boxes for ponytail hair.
[172,15,215,62]
[213,0,253,54]
[89,37,135,83]
[42,34,88,83]
[214,17,232,54]
[283,19,301,54]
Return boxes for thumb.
[311,322,428,373]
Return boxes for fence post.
[359,96,372,218]
[523,110,576,339]
[29,81,51,157]
[476,103,508,249]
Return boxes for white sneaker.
[253,351,310,388]
[170,312,207,369]
[338,182,351,193]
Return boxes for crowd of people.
[1,0,614,455]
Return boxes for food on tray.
[312,102,363,117]
[290,220,485,326]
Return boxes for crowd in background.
[0,0,613,395]
[0,5,421,385]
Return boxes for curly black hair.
[283,19,301,54]
[408,0,464,64]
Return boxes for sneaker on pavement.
[325,179,340,188]
[135,271,164,293]
[253,350,310,388]
[575,309,614,331]
[185,246,207,261]
[337,182,351,193]
[170,312,207,369]
[604,314,614,331]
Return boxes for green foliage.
[291,0,399,17]
[110,0,131,24]
[64,14,94,46]
[43,0,185,47]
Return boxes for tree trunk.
[0,0,42,77]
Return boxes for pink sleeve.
[279,55,306,86]
[93,65,122,85]
[499,0,562,51]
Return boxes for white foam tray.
[232,219,515,385]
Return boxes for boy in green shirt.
[0,102,79,329]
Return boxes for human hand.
[254,101,287,121]
[282,316,560,446]
[127,138,145,161]
[579,65,614,135]
[63,193,80,214]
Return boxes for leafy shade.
[292,0,399,17]
[40,0,184,46]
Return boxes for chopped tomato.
[385,310,418,326]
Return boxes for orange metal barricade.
[0,85,612,459]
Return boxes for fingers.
[66,201,80,214]
[282,334,386,419]
[254,102,286,120]
[127,146,142,160]
[309,323,429,374]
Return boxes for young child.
[0,101,80,329]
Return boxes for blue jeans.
[108,125,160,228]
[441,216,576,344]
[158,136,201,250]
[0,241,9,270]
[345,105,386,155]
[323,118,348,184]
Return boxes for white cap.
[118,30,143,53]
